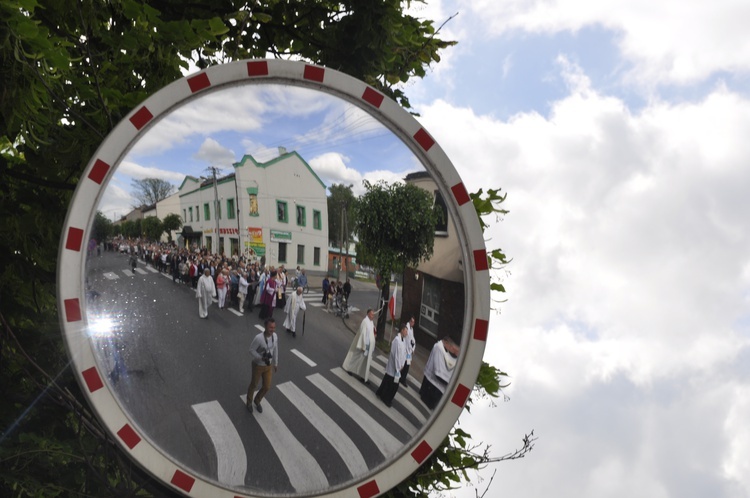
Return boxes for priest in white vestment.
[342,309,376,383]
[376,324,408,407]
[196,268,216,319]
[419,336,459,409]
[283,286,307,337]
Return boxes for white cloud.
[127,84,338,158]
[96,181,134,221]
[722,385,750,495]
[308,153,417,196]
[192,137,236,168]
[117,161,186,183]
[95,161,186,220]
[309,152,363,191]
[129,89,266,156]
[463,0,750,85]
[417,63,750,497]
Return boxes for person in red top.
[259,270,278,319]
[216,268,229,309]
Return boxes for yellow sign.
[247,227,263,243]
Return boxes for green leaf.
[252,12,273,23]
[208,16,229,35]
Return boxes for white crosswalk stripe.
[290,349,317,367]
[330,367,419,433]
[192,401,247,485]
[239,395,329,493]
[306,372,403,457]
[277,382,368,478]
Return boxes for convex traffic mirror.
[58,59,490,498]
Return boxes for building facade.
[154,192,181,243]
[176,151,329,270]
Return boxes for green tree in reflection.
[354,180,440,342]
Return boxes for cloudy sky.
[401,1,750,497]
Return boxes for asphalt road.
[83,251,431,495]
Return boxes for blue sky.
[404,1,750,497]
[418,25,635,117]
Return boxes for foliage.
[353,180,439,339]
[327,183,357,248]
[118,219,142,239]
[354,180,439,276]
[130,178,175,208]
[471,188,512,302]
[92,211,114,243]
[161,213,182,242]
[141,216,163,241]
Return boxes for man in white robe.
[376,324,408,407]
[342,309,376,384]
[196,268,216,318]
[419,336,459,409]
[400,316,416,388]
[238,271,249,314]
[283,287,306,337]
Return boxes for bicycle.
[291,277,309,294]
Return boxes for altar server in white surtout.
[196,268,216,319]
[283,286,306,337]
[342,309,377,384]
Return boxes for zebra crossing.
[192,353,430,492]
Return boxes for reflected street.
[84,250,431,495]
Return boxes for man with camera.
[246,318,279,414]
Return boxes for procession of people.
[108,235,460,415]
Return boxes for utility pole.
[339,201,344,279]
[205,166,221,254]
[234,172,241,258]
[343,202,349,278]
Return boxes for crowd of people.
[107,236,459,414]
[108,236,310,321]
[321,275,352,313]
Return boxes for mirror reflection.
[83,83,465,495]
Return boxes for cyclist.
[297,269,308,292]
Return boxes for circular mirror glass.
[58,60,489,497]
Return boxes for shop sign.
[270,230,292,242]
[245,242,266,257]
[247,227,263,243]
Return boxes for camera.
[262,350,273,366]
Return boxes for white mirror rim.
[57,59,490,498]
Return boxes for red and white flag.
[388,282,398,320]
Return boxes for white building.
[154,192,181,243]
[176,151,329,270]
